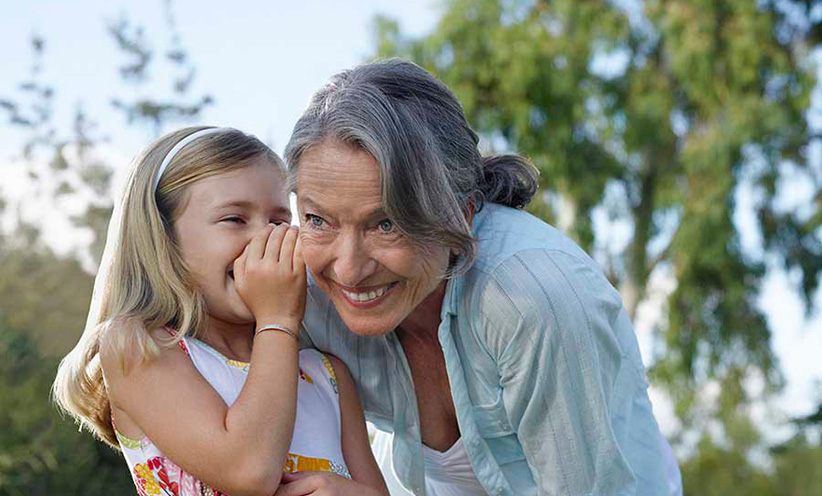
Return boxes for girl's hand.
[234,224,306,327]
[275,472,386,496]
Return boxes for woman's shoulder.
[470,204,593,275]
[460,208,624,349]
[466,208,607,306]
[465,246,621,328]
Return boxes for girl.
[53,127,388,496]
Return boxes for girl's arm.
[332,354,388,493]
[102,224,305,496]
[273,355,389,496]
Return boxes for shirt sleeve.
[477,248,638,495]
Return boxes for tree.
[1,0,213,268]
[770,431,822,495]
[0,316,134,495]
[0,0,214,355]
[0,226,93,357]
[372,0,821,433]
[0,1,215,492]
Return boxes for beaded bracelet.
[255,324,299,341]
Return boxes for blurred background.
[1,0,821,494]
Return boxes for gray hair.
[284,58,538,274]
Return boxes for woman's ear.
[464,196,476,226]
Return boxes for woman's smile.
[296,139,450,337]
[336,281,397,307]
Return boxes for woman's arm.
[102,224,305,496]
[480,249,667,495]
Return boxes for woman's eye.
[378,219,395,233]
[305,214,325,228]
[223,216,245,224]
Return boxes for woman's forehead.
[296,140,384,208]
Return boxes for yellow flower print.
[321,355,339,394]
[299,368,314,383]
[134,462,162,495]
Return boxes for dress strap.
[163,327,190,357]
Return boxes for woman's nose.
[331,231,377,287]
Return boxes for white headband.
[153,127,225,191]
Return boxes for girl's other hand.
[234,224,306,327]
[275,472,386,496]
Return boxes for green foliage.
[681,430,822,496]
[0,2,217,492]
[373,0,822,489]
[1,0,213,269]
[681,434,773,496]
[108,0,213,136]
[0,227,93,357]
[770,433,822,495]
[0,318,133,495]
[372,0,820,426]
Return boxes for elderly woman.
[283,59,676,496]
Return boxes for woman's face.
[295,139,450,337]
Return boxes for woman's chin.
[340,316,395,338]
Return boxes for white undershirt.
[371,429,487,495]
[372,423,683,496]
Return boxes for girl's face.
[174,160,291,328]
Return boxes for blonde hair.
[53,126,284,448]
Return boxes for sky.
[0,0,442,155]
[2,0,821,444]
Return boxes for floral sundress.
[115,337,350,496]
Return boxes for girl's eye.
[378,219,395,234]
[223,216,245,224]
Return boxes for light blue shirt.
[301,203,671,495]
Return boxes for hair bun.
[480,154,539,209]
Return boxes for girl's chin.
[232,307,254,324]
[205,297,254,326]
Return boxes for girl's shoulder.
[298,349,345,396]
[98,318,189,382]
[299,348,343,376]
[100,321,197,445]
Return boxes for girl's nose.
[243,222,277,246]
